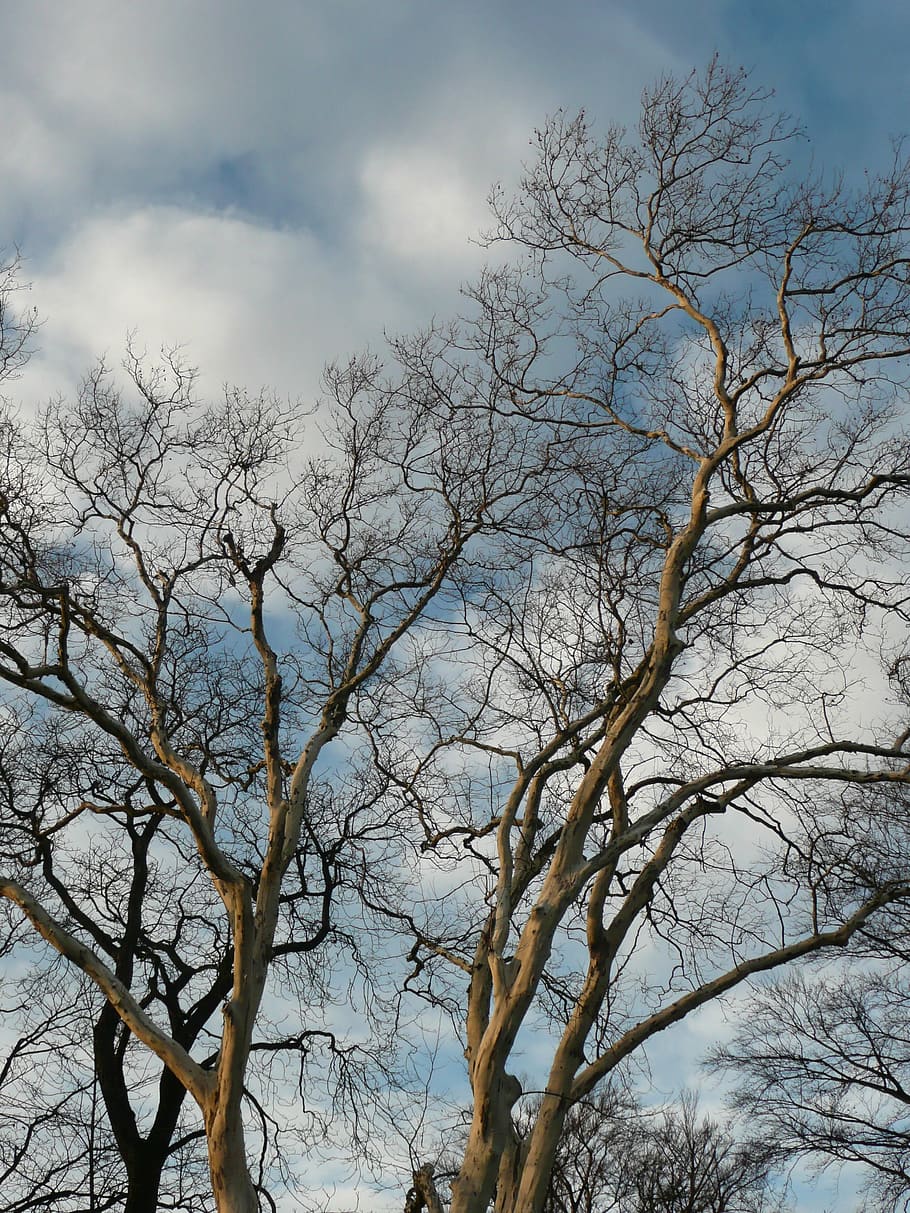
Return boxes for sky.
[5,0,910,416]
[2,2,909,1209]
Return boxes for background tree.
[425,1090,784,1213]
[712,923,910,1212]
[0,934,214,1213]
[539,1090,784,1213]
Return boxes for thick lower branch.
[0,878,210,1104]
[570,885,909,1103]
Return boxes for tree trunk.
[450,1070,522,1213]
[492,1115,525,1213]
[123,1161,165,1213]
[508,1095,568,1213]
[205,1100,258,1213]
[405,1163,445,1213]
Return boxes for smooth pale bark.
[204,1098,258,1213]
[506,1098,568,1213]
[201,885,267,1213]
[450,1069,522,1213]
[492,1126,525,1213]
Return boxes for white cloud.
[359,143,490,269]
[18,205,429,410]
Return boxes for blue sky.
[2,3,907,1209]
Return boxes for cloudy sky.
[5,0,910,414]
[2,2,908,1208]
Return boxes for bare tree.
[349,61,910,1212]
[0,312,554,1210]
[712,948,910,1211]
[539,1090,784,1213]
[4,57,910,1213]
[0,642,414,1212]
[711,673,910,1213]
[428,1090,783,1213]
[0,930,213,1213]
